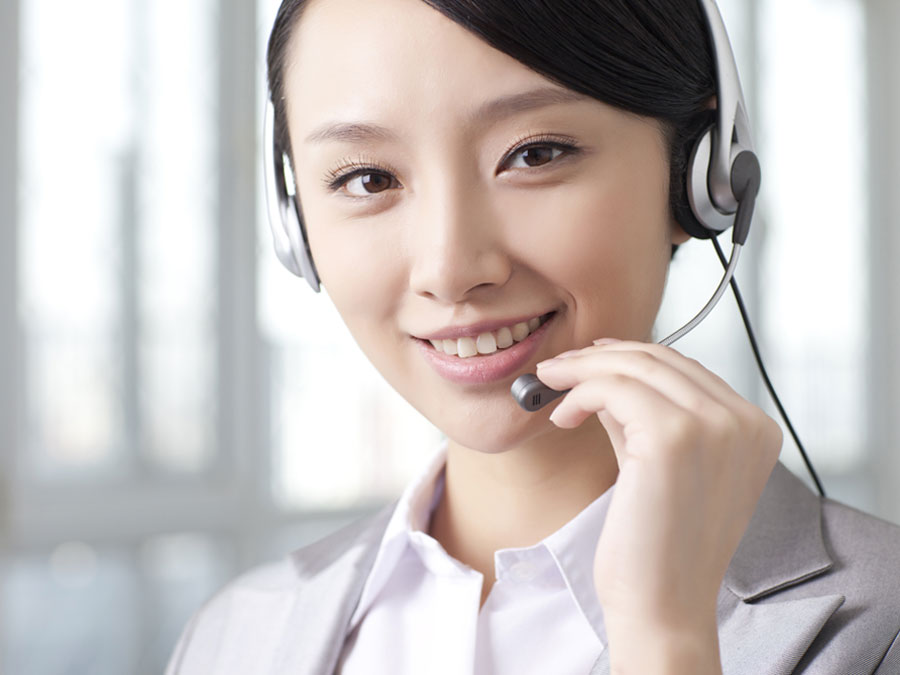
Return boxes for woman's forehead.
[283,0,561,140]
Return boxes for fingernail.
[593,338,622,346]
[536,358,560,369]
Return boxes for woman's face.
[283,0,690,453]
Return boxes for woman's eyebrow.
[303,86,589,146]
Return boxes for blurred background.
[1,0,899,672]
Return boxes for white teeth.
[427,313,552,358]
[511,322,530,342]
[496,326,513,349]
[443,338,459,356]
[457,336,478,358]
[476,332,497,354]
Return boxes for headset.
[264,0,825,496]
[512,0,757,406]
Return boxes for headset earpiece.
[264,100,321,292]
[685,124,737,238]
[682,0,760,243]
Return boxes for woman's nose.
[407,181,512,303]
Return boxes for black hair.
[267,0,718,249]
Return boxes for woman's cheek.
[302,197,390,299]
[494,180,622,274]
[543,178,670,338]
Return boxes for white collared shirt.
[337,439,615,675]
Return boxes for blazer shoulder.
[165,501,396,674]
[819,496,900,591]
[792,494,900,672]
[201,499,397,612]
[287,500,397,577]
[820,495,900,540]
[164,557,303,674]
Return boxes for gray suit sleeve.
[874,628,900,675]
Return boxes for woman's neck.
[427,418,618,606]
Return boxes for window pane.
[1,536,232,675]
[2,543,138,675]
[19,0,134,478]
[18,0,218,480]
[136,0,218,473]
[758,0,867,474]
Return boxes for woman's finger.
[547,372,714,461]
[595,340,743,402]
[540,340,749,411]
[538,349,729,422]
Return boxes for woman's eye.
[504,144,566,170]
[328,141,574,197]
[339,171,399,197]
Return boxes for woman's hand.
[536,339,782,675]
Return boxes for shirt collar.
[542,482,614,645]
[347,437,614,645]
[348,437,449,630]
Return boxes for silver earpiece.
[686,0,757,235]
[263,100,321,292]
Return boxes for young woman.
[167,0,900,673]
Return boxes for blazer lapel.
[271,502,397,675]
[716,592,844,673]
[589,463,841,675]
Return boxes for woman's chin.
[438,413,557,456]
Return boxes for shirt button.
[509,560,538,582]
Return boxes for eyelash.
[322,133,581,196]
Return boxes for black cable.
[710,236,827,498]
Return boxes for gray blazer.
[166,463,900,674]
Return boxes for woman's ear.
[670,219,693,245]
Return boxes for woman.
[167,0,900,673]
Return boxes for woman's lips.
[414,312,557,384]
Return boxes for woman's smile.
[413,310,559,384]
[413,308,555,347]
